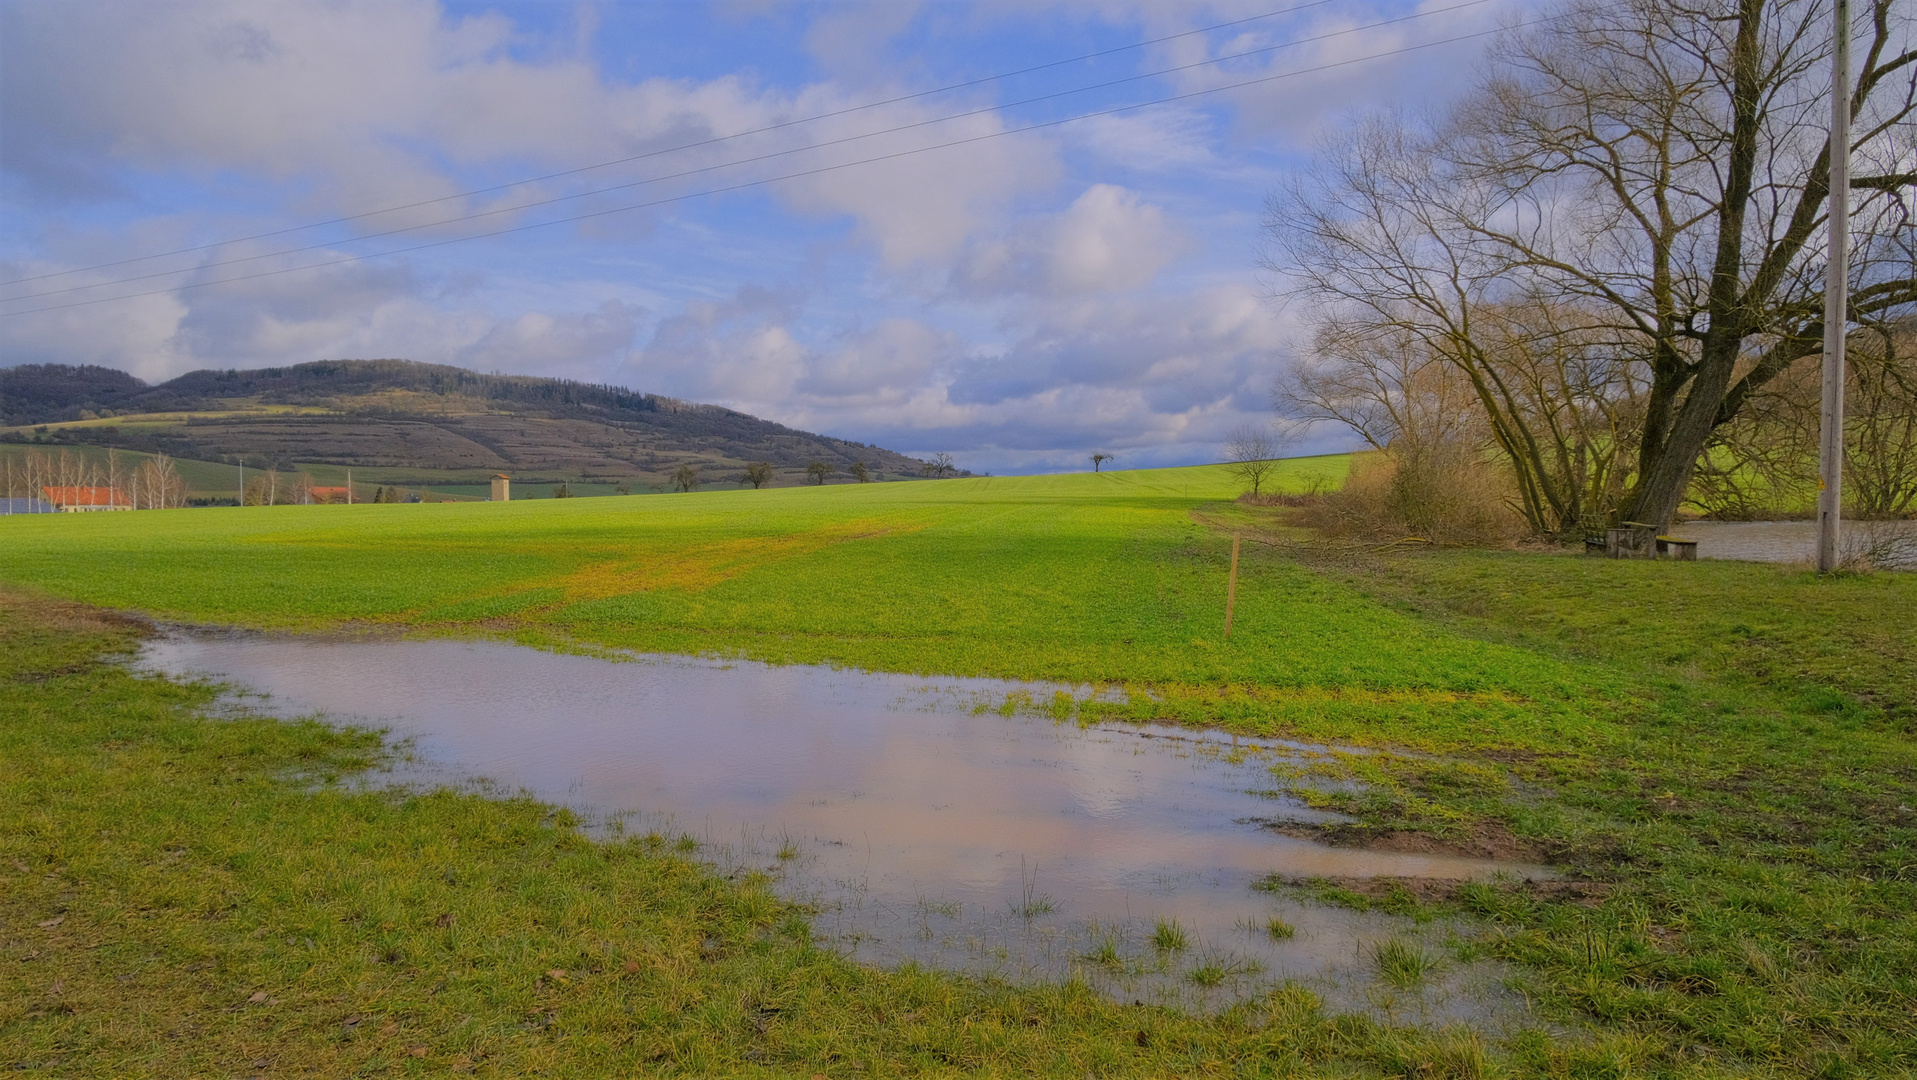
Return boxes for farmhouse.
[306,486,352,504]
[41,486,132,511]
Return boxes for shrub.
[1299,448,1523,545]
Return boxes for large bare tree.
[1272,0,1917,531]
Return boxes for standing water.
[1670,519,1917,569]
[138,633,1547,1019]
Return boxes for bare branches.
[1267,0,1916,531]
[1222,425,1284,498]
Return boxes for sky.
[0,0,1519,474]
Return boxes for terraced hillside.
[0,360,936,490]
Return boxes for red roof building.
[306,486,352,504]
[41,486,131,511]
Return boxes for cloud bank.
[0,0,1506,470]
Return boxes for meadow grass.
[5,589,1536,1078]
[3,458,1916,1075]
[0,457,1613,755]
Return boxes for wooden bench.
[1607,523,1658,559]
[1586,520,1699,561]
[1656,536,1698,561]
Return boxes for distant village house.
[41,486,132,511]
[306,486,352,504]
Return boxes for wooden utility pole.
[1817,0,1851,573]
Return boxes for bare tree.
[1700,320,1917,517]
[805,460,834,485]
[1090,453,1114,472]
[1223,425,1281,497]
[921,452,958,479]
[670,464,700,493]
[849,461,871,482]
[743,461,774,489]
[1270,0,1917,531]
[132,453,186,509]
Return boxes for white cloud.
[0,0,1431,471]
[958,184,1185,297]
[457,300,644,377]
[769,90,1062,266]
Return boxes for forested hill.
[0,360,936,485]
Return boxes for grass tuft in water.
[1372,938,1437,989]
[1267,917,1297,940]
[1012,859,1054,919]
[1080,923,1127,969]
[1188,962,1228,987]
[1151,918,1190,952]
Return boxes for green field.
[4,457,1916,1076]
[0,441,922,504]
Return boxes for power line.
[2,0,1498,305]
[0,0,1352,289]
[0,20,1530,320]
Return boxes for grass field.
[4,456,1915,1077]
[1,440,939,505]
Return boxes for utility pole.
[238,458,244,508]
[1817,0,1851,573]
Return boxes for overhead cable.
[0,19,1530,319]
[0,0,1352,288]
[3,0,1498,303]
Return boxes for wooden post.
[1224,533,1241,639]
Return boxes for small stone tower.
[490,474,511,502]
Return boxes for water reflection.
[138,633,1543,1018]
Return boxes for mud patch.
[1265,819,1553,863]
[1263,873,1610,909]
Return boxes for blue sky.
[0,0,1517,473]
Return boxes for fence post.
[1224,533,1242,639]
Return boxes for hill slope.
[0,360,935,487]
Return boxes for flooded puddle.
[138,633,1547,1019]
[1671,519,1917,569]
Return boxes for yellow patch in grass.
[559,518,919,599]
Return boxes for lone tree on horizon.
[743,461,773,489]
[670,464,699,493]
[806,460,834,485]
[1091,453,1113,472]
[1223,425,1280,498]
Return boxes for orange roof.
[42,486,130,507]
[308,486,351,497]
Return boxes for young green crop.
[4,458,1916,1074]
[0,457,1619,755]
